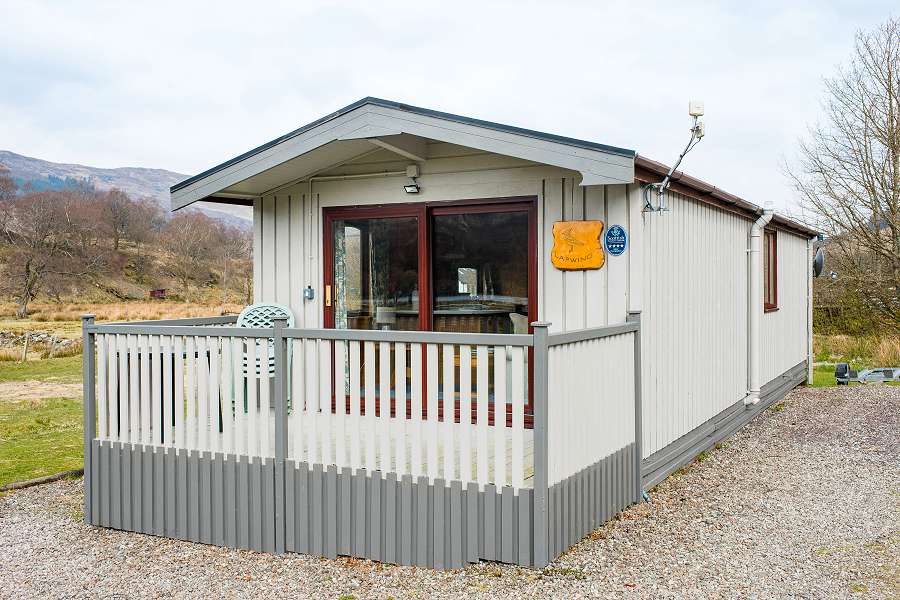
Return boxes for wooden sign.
[551,220,605,270]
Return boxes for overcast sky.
[1,1,894,213]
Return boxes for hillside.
[0,150,250,227]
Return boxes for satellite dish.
[813,247,825,277]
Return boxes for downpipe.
[744,208,774,407]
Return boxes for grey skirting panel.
[88,440,277,553]
[285,461,534,568]
[88,442,641,568]
[547,443,638,561]
[641,360,808,490]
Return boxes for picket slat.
[185,336,197,449]
[97,335,108,440]
[318,339,332,465]
[333,340,346,468]
[378,341,391,473]
[258,338,271,458]
[510,346,525,489]
[127,335,139,444]
[291,336,305,462]
[116,335,127,443]
[426,344,439,481]
[174,336,185,449]
[304,339,318,465]
[459,345,472,484]
[151,335,162,446]
[364,341,376,472]
[441,344,455,482]
[349,341,361,471]
[197,336,210,452]
[220,338,233,454]
[230,337,243,456]
[394,342,407,476]
[137,335,149,445]
[208,337,220,453]
[493,346,507,488]
[476,345,489,487]
[246,337,258,456]
[162,336,173,447]
[409,343,423,478]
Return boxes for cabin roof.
[170,97,817,237]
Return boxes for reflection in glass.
[332,216,419,330]
[432,211,529,334]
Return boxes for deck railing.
[84,319,534,489]
[81,313,642,566]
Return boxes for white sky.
[1,1,894,214]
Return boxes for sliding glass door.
[324,198,535,334]
[324,198,536,423]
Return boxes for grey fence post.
[627,311,643,502]
[81,314,96,524]
[273,316,288,554]
[530,321,551,568]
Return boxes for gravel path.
[1,385,897,599]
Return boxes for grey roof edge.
[634,155,819,238]
[170,97,636,194]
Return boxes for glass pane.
[332,216,419,330]
[431,211,529,334]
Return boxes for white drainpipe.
[745,207,774,406]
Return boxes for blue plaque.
[605,224,628,256]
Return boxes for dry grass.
[814,334,900,366]
[0,301,244,339]
[0,301,243,323]
[0,348,21,362]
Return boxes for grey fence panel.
[165,447,177,537]
[122,444,132,531]
[223,455,236,546]
[176,451,187,538]
[545,443,639,562]
[325,466,338,559]
[88,443,277,553]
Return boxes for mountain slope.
[0,150,250,227]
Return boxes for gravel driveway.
[1,385,897,599]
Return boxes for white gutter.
[744,207,774,406]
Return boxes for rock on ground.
[0,385,897,599]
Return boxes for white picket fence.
[546,329,637,486]
[92,328,533,491]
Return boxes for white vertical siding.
[253,146,636,333]
[639,190,811,459]
[761,230,810,383]
[640,191,750,458]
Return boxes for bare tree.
[99,188,136,250]
[159,211,217,296]
[789,17,900,326]
[0,164,17,243]
[213,222,252,309]
[0,191,106,317]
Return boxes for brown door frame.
[322,196,538,425]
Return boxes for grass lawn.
[0,397,83,486]
[0,355,83,487]
[0,354,82,383]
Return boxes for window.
[764,229,777,311]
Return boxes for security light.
[404,164,420,192]
[404,180,420,193]
[689,100,705,117]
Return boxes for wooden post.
[82,315,96,524]
[530,321,550,568]
[272,316,288,554]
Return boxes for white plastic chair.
[236,303,294,409]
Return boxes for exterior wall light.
[404,164,420,193]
